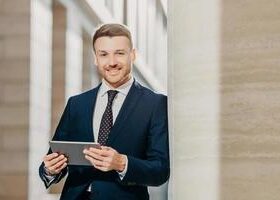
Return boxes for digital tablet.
[49,141,101,166]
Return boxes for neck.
[105,75,132,89]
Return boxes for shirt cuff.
[42,166,57,186]
[117,155,128,180]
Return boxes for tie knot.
[107,90,118,104]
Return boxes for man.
[39,23,169,200]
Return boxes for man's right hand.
[43,153,68,175]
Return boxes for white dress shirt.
[93,78,134,142]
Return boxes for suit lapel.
[107,81,143,145]
[85,84,101,142]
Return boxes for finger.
[43,153,59,162]
[90,158,105,167]
[84,149,104,161]
[84,151,104,164]
[87,147,113,157]
[85,155,112,172]
[101,146,111,150]
[100,146,115,154]
[45,155,65,168]
[83,148,101,157]
[100,147,117,157]
[53,162,67,174]
[84,154,110,169]
[94,165,110,172]
[88,147,102,154]
[48,157,67,172]
[45,154,66,168]
[93,148,112,157]
[44,153,63,165]
[54,157,68,169]
[85,155,98,167]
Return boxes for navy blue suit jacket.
[39,80,169,200]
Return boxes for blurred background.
[0,0,167,199]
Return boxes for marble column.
[220,0,280,200]
[168,0,280,199]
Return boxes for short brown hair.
[92,23,133,51]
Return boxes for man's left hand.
[83,146,126,172]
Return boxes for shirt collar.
[99,77,134,97]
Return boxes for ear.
[131,49,136,62]
[94,53,98,66]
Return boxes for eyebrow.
[97,49,127,53]
[96,50,108,53]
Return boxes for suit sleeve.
[120,95,170,186]
[39,97,73,188]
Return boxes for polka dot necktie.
[97,90,118,145]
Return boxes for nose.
[108,55,117,67]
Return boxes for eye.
[99,53,107,57]
[117,52,125,55]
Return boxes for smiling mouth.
[107,68,120,75]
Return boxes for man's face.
[94,36,135,88]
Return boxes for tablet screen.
[49,141,101,166]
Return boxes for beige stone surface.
[0,151,28,173]
[0,14,30,36]
[0,174,27,198]
[0,61,29,84]
[0,0,30,14]
[51,1,66,136]
[169,0,280,199]
[0,0,30,199]
[220,0,280,199]
[1,129,28,151]
[0,83,29,104]
[0,105,29,126]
